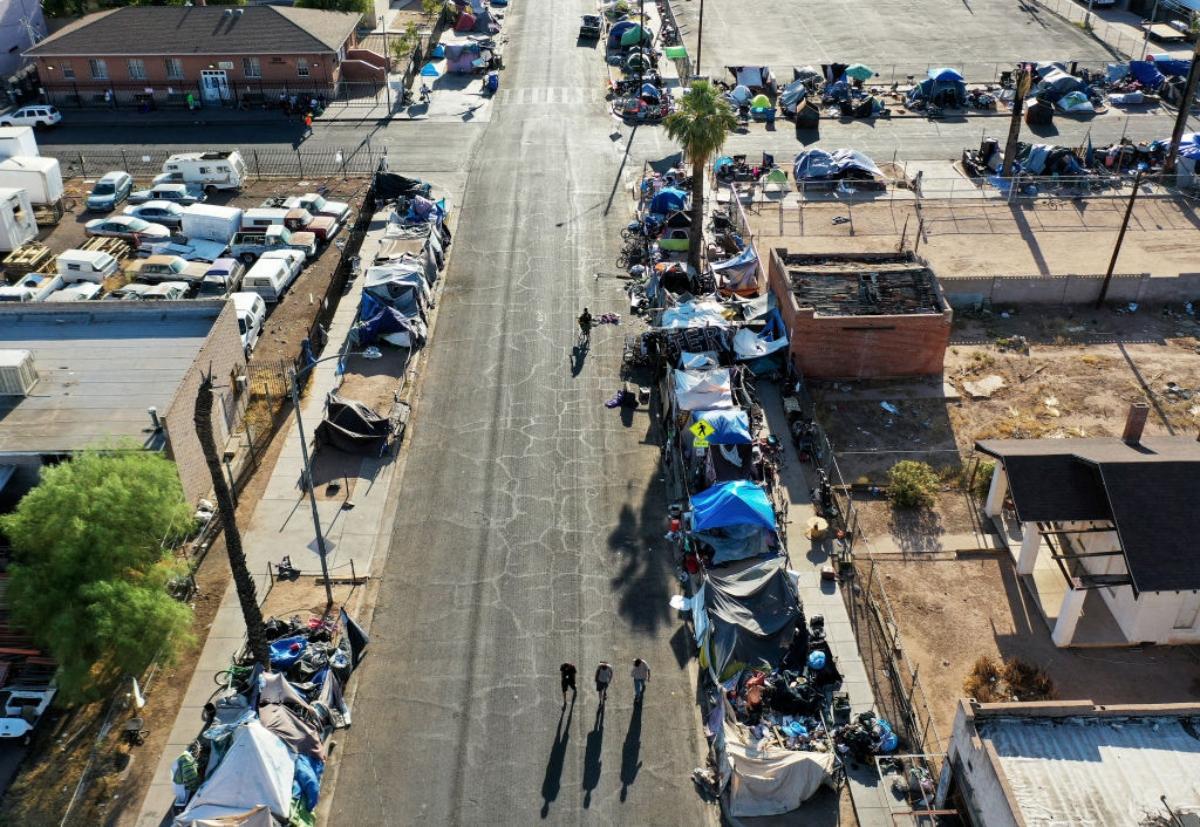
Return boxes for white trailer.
[0,127,38,160]
[161,150,247,192]
[0,188,37,252]
[181,203,244,244]
[0,156,63,205]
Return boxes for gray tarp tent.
[174,720,294,826]
[315,394,390,455]
[702,555,800,678]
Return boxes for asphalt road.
[321,4,713,826]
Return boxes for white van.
[243,255,300,304]
[159,150,247,193]
[231,292,266,353]
[56,250,120,284]
[240,208,288,232]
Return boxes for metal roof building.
[0,301,245,505]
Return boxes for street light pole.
[695,0,704,79]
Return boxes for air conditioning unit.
[0,349,37,396]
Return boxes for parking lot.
[671,0,1115,78]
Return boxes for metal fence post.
[254,149,262,181]
[296,149,304,178]
[78,152,86,178]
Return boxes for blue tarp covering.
[1154,58,1190,77]
[1129,61,1165,90]
[928,67,964,82]
[356,292,427,348]
[650,187,688,213]
[691,480,776,531]
[293,755,324,810]
[1179,133,1200,161]
[269,636,307,670]
[692,409,752,444]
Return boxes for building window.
[243,57,261,78]
[88,58,107,80]
[127,59,146,80]
[297,61,310,78]
[165,58,183,79]
[61,63,75,79]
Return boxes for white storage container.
[0,127,39,160]
[0,156,63,205]
[57,249,119,284]
[181,204,244,244]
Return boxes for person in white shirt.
[631,658,650,699]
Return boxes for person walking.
[559,662,577,705]
[594,661,613,704]
[303,111,314,138]
[631,658,650,700]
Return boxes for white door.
[1174,594,1200,630]
[200,70,230,102]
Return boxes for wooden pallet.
[32,200,64,227]
[80,236,131,260]
[3,242,53,283]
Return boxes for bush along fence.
[44,145,388,182]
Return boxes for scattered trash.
[669,594,692,611]
[831,216,850,225]
[963,375,1006,399]
[362,346,383,360]
[880,401,900,415]
[995,335,1029,354]
[1165,382,1192,400]
[1000,311,1010,319]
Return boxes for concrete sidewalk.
[133,213,403,827]
[758,383,893,827]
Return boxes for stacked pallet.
[2,242,53,283]
[80,235,131,260]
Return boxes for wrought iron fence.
[44,144,387,181]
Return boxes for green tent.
[664,45,688,60]
[750,94,771,109]
[619,25,647,46]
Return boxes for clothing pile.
[833,710,899,763]
[171,611,368,827]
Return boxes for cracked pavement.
[322,3,713,825]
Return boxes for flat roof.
[975,709,1200,825]
[777,251,943,316]
[0,302,225,455]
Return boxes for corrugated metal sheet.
[980,716,1200,826]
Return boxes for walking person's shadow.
[619,699,643,802]
[540,701,574,818]
[581,704,605,807]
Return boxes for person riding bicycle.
[578,308,593,340]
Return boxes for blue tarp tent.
[650,187,687,213]
[928,67,963,82]
[692,409,752,444]
[608,20,637,47]
[908,66,967,107]
[419,62,440,78]
[1153,58,1190,77]
[691,480,776,531]
[1129,60,1165,90]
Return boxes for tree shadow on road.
[581,704,605,808]
[540,702,574,818]
[619,700,643,802]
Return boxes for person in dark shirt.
[560,662,577,705]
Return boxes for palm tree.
[194,373,270,668]
[663,80,738,274]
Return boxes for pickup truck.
[580,14,602,39]
[281,193,351,223]
[229,225,317,263]
[284,208,341,242]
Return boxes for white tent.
[673,368,733,411]
[660,300,730,329]
[720,721,835,817]
[733,328,788,360]
[189,806,277,827]
[175,721,294,826]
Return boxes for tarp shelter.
[698,555,799,677]
[364,264,430,320]
[673,367,734,410]
[720,720,835,817]
[730,66,773,91]
[258,703,325,763]
[1035,68,1085,102]
[355,292,428,348]
[793,148,883,182]
[174,721,294,825]
[664,45,687,60]
[779,78,809,114]
[649,186,687,214]
[1174,132,1200,187]
[315,394,390,455]
[691,480,776,532]
[1129,60,1166,90]
[732,310,788,360]
[694,521,770,565]
[454,9,476,32]
[908,67,967,107]
[691,409,752,444]
[793,98,819,128]
[187,805,276,827]
[660,299,729,329]
[1151,58,1190,77]
[608,21,639,48]
[1056,90,1094,112]
[619,24,650,46]
[729,84,752,105]
[711,246,760,296]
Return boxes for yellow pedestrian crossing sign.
[690,419,715,448]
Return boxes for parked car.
[282,192,351,223]
[230,225,317,263]
[127,254,208,285]
[284,208,340,242]
[0,273,63,302]
[232,291,267,353]
[579,14,602,39]
[0,687,57,740]
[243,251,304,303]
[0,105,62,128]
[123,200,185,228]
[104,282,154,300]
[197,258,246,298]
[259,248,305,282]
[46,282,102,302]
[127,183,204,206]
[85,215,171,242]
[141,281,192,300]
[86,171,134,212]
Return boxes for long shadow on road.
[582,704,605,808]
[619,700,644,802]
[540,701,574,818]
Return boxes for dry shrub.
[964,655,1056,703]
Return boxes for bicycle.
[576,324,592,351]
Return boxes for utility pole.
[382,8,391,112]
[1001,64,1031,177]
[1140,0,1160,56]
[695,0,704,79]
[289,367,335,610]
[1096,168,1143,307]
[1163,35,1200,175]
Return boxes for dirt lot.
[853,556,1200,743]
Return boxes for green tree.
[886,460,940,509]
[663,80,737,274]
[390,22,422,67]
[1,451,194,702]
[422,0,444,20]
[295,0,370,14]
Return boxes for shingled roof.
[26,6,361,57]
[976,436,1200,594]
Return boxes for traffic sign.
[690,419,715,448]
